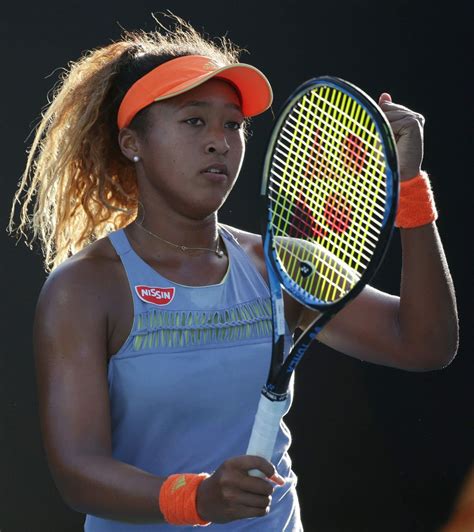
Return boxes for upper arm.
[34,259,113,491]
[298,285,407,369]
[222,225,406,361]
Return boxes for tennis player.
[10,15,458,531]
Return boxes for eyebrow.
[177,100,242,112]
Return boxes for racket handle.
[246,392,288,477]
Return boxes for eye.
[226,121,243,131]
[184,117,204,126]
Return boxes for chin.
[185,201,226,220]
[188,192,231,219]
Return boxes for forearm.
[56,454,165,523]
[398,222,458,367]
[55,453,280,525]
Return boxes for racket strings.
[293,87,360,300]
[269,86,388,303]
[270,154,384,245]
[305,89,384,287]
[275,104,383,299]
[280,117,386,198]
[268,198,376,268]
[270,142,382,290]
[270,151,385,223]
[282,94,386,223]
[274,237,359,291]
[310,90,381,144]
[285,104,387,178]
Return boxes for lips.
[201,163,228,176]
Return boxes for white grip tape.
[275,296,286,336]
[246,393,288,478]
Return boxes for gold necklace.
[134,222,224,258]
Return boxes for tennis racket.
[246,76,399,476]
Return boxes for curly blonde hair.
[8,14,243,271]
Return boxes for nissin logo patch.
[135,285,175,306]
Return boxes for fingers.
[229,454,283,483]
[196,455,286,523]
[377,91,425,180]
[269,473,285,486]
[223,488,273,510]
[385,116,423,140]
[382,108,424,121]
[378,98,425,125]
[231,456,286,489]
[379,101,424,178]
[226,500,271,519]
[377,96,424,141]
[379,92,392,104]
[382,110,425,131]
[237,471,276,496]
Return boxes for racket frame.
[261,76,399,396]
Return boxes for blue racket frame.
[261,76,399,396]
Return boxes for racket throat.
[267,335,285,384]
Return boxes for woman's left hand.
[378,92,425,181]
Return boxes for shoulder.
[36,234,123,320]
[222,224,305,331]
[220,224,266,280]
[220,224,263,258]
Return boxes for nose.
[205,128,230,155]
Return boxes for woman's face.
[134,78,246,220]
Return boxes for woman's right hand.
[196,455,285,523]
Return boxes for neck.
[128,203,224,259]
[137,199,220,246]
[134,219,224,258]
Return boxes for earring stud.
[133,155,140,163]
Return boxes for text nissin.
[141,288,171,299]
[135,285,175,306]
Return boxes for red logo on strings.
[290,193,352,239]
[290,195,326,239]
[135,285,175,306]
[341,133,367,174]
[323,194,352,233]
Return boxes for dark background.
[1,1,472,531]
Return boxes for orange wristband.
[395,171,438,228]
[158,473,211,526]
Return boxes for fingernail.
[270,474,285,486]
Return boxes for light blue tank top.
[84,227,302,531]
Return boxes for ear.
[118,127,141,162]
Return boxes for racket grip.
[246,392,288,478]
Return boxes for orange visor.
[117,55,273,129]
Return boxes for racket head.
[262,76,399,313]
